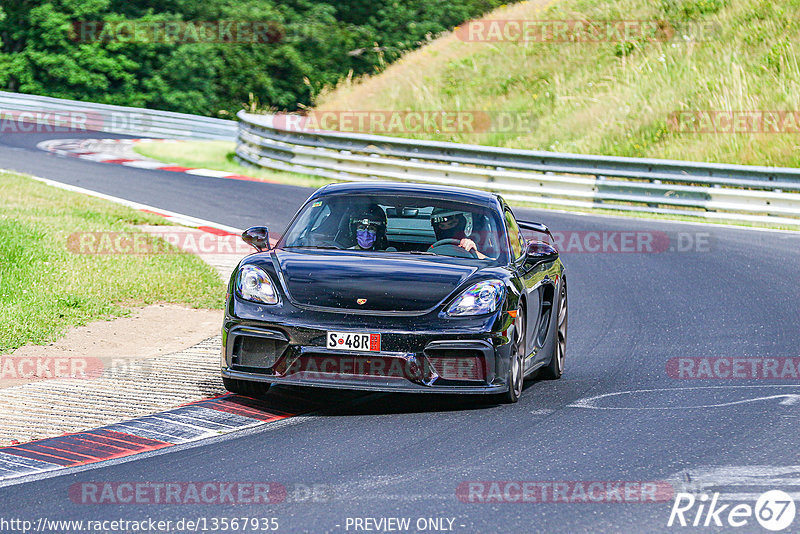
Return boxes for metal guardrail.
[0,91,237,140]
[236,111,800,226]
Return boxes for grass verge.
[0,170,225,354]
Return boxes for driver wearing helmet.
[349,204,388,251]
[430,207,487,259]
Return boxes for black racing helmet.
[431,207,468,241]
[349,204,388,249]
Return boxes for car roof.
[309,182,504,209]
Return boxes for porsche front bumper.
[221,315,514,394]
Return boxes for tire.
[222,377,271,398]
[499,304,526,403]
[540,281,567,380]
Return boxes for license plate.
[327,332,381,352]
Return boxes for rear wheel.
[499,305,526,403]
[540,282,567,380]
[222,377,271,398]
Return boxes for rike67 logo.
[668,490,796,531]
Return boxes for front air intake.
[426,349,487,382]
[231,336,286,370]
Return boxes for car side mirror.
[525,241,559,266]
[242,226,271,252]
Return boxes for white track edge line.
[7,170,244,235]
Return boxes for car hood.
[273,249,479,313]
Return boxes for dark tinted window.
[279,194,507,263]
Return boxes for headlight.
[237,265,279,304]
[446,280,505,316]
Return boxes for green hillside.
[316,0,800,167]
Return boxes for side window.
[504,210,523,260]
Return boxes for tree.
[0,0,512,115]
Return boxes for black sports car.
[221,182,567,403]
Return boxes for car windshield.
[279,193,507,263]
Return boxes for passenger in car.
[349,204,389,251]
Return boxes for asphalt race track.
[2,131,800,533]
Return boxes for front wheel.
[540,282,567,380]
[222,377,271,398]
[499,305,526,403]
